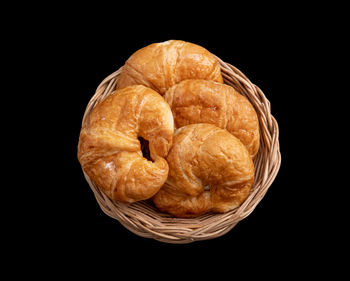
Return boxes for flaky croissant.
[78,85,174,203]
[116,40,223,95]
[164,79,260,158]
[152,124,255,218]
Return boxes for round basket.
[80,56,281,244]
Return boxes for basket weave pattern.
[80,56,281,243]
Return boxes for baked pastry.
[164,79,260,158]
[152,124,255,217]
[116,40,223,95]
[78,85,174,203]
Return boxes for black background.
[11,6,342,277]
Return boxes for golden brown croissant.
[78,85,174,203]
[152,124,255,218]
[164,79,260,158]
[116,40,223,95]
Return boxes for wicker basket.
[80,56,281,244]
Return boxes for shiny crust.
[116,40,223,95]
[164,79,260,158]
[152,124,255,217]
[78,85,174,203]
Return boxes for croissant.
[152,124,255,218]
[78,85,174,203]
[164,79,260,158]
[116,40,223,95]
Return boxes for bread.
[79,40,260,218]
[78,85,174,203]
[152,124,255,217]
[116,40,223,95]
[164,79,260,158]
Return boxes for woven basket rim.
[80,56,281,244]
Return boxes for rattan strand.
[80,56,281,243]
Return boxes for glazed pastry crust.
[164,79,260,158]
[152,124,255,218]
[116,40,223,95]
[78,85,174,203]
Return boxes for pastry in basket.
[152,123,255,218]
[116,40,223,95]
[164,79,260,158]
[78,85,174,203]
